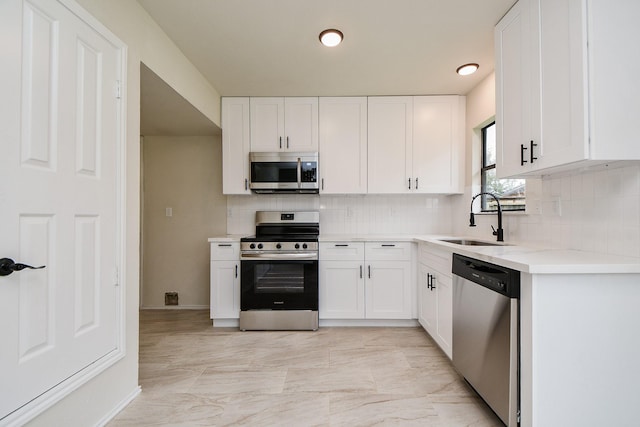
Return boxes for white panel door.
[250,97,284,152]
[221,97,251,194]
[210,260,240,319]
[284,97,318,152]
[412,96,464,194]
[367,97,413,193]
[0,0,123,421]
[319,97,367,194]
[365,261,412,319]
[319,261,365,319]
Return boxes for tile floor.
[109,310,503,426]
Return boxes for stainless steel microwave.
[249,152,319,194]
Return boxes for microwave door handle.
[297,157,302,188]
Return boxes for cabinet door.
[365,261,412,319]
[535,0,588,170]
[434,271,452,358]
[222,98,251,194]
[319,97,367,194]
[319,261,365,319]
[412,96,465,194]
[284,97,318,152]
[418,264,437,333]
[210,260,240,319]
[495,0,540,178]
[250,97,284,152]
[367,97,412,193]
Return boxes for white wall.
[142,136,226,309]
[456,73,640,258]
[26,0,221,425]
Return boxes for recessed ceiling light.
[456,63,479,76]
[319,29,343,47]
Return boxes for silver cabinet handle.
[416,177,419,190]
[360,265,363,279]
[279,136,283,149]
[368,265,371,279]
[297,157,302,188]
[286,136,289,149]
[218,244,232,247]
[381,244,396,247]
[244,178,248,190]
[408,178,412,190]
[321,178,324,191]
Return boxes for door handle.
[520,144,528,166]
[530,140,538,164]
[0,258,46,277]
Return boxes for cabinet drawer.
[319,242,365,261]
[365,242,412,261]
[419,243,451,276]
[210,242,240,260]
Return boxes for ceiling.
[137,0,516,97]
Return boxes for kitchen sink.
[438,238,506,247]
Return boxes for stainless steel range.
[239,211,319,331]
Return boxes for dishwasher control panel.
[452,254,520,298]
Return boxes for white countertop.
[415,236,640,274]
[209,234,640,274]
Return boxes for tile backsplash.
[455,162,640,258]
[226,194,453,236]
[227,162,640,258]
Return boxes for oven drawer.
[210,241,240,260]
[365,242,412,261]
[319,242,365,261]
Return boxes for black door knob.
[0,258,46,277]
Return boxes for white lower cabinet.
[418,243,453,358]
[209,241,240,322]
[319,241,413,320]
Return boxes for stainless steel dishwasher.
[452,254,520,427]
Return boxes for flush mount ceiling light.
[319,29,343,47]
[456,63,479,76]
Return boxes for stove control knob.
[295,243,300,249]
[302,243,308,249]
[276,243,282,249]
[257,243,263,249]
[250,243,256,249]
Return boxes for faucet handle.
[491,225,497,235]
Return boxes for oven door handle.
[241,252,318,261]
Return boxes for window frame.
[480,121,525,212]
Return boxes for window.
[481,122,525,211]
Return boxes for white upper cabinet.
[367,97,413,193]
[496,0,640,178]
[250,97,318,152]
[319,97,368,194]
[221,97,251,194]
[412,96,465,194]
[368,96,465,194]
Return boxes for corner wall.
[142,136,226,308]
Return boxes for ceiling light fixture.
[456,63,479,76]
[319,29,343,47]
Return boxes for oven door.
[241,258,318,310]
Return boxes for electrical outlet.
[165,207,173,217]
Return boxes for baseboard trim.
[96,386,141,427]
[140,305,209,310]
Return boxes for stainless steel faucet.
[470,192,504,242]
